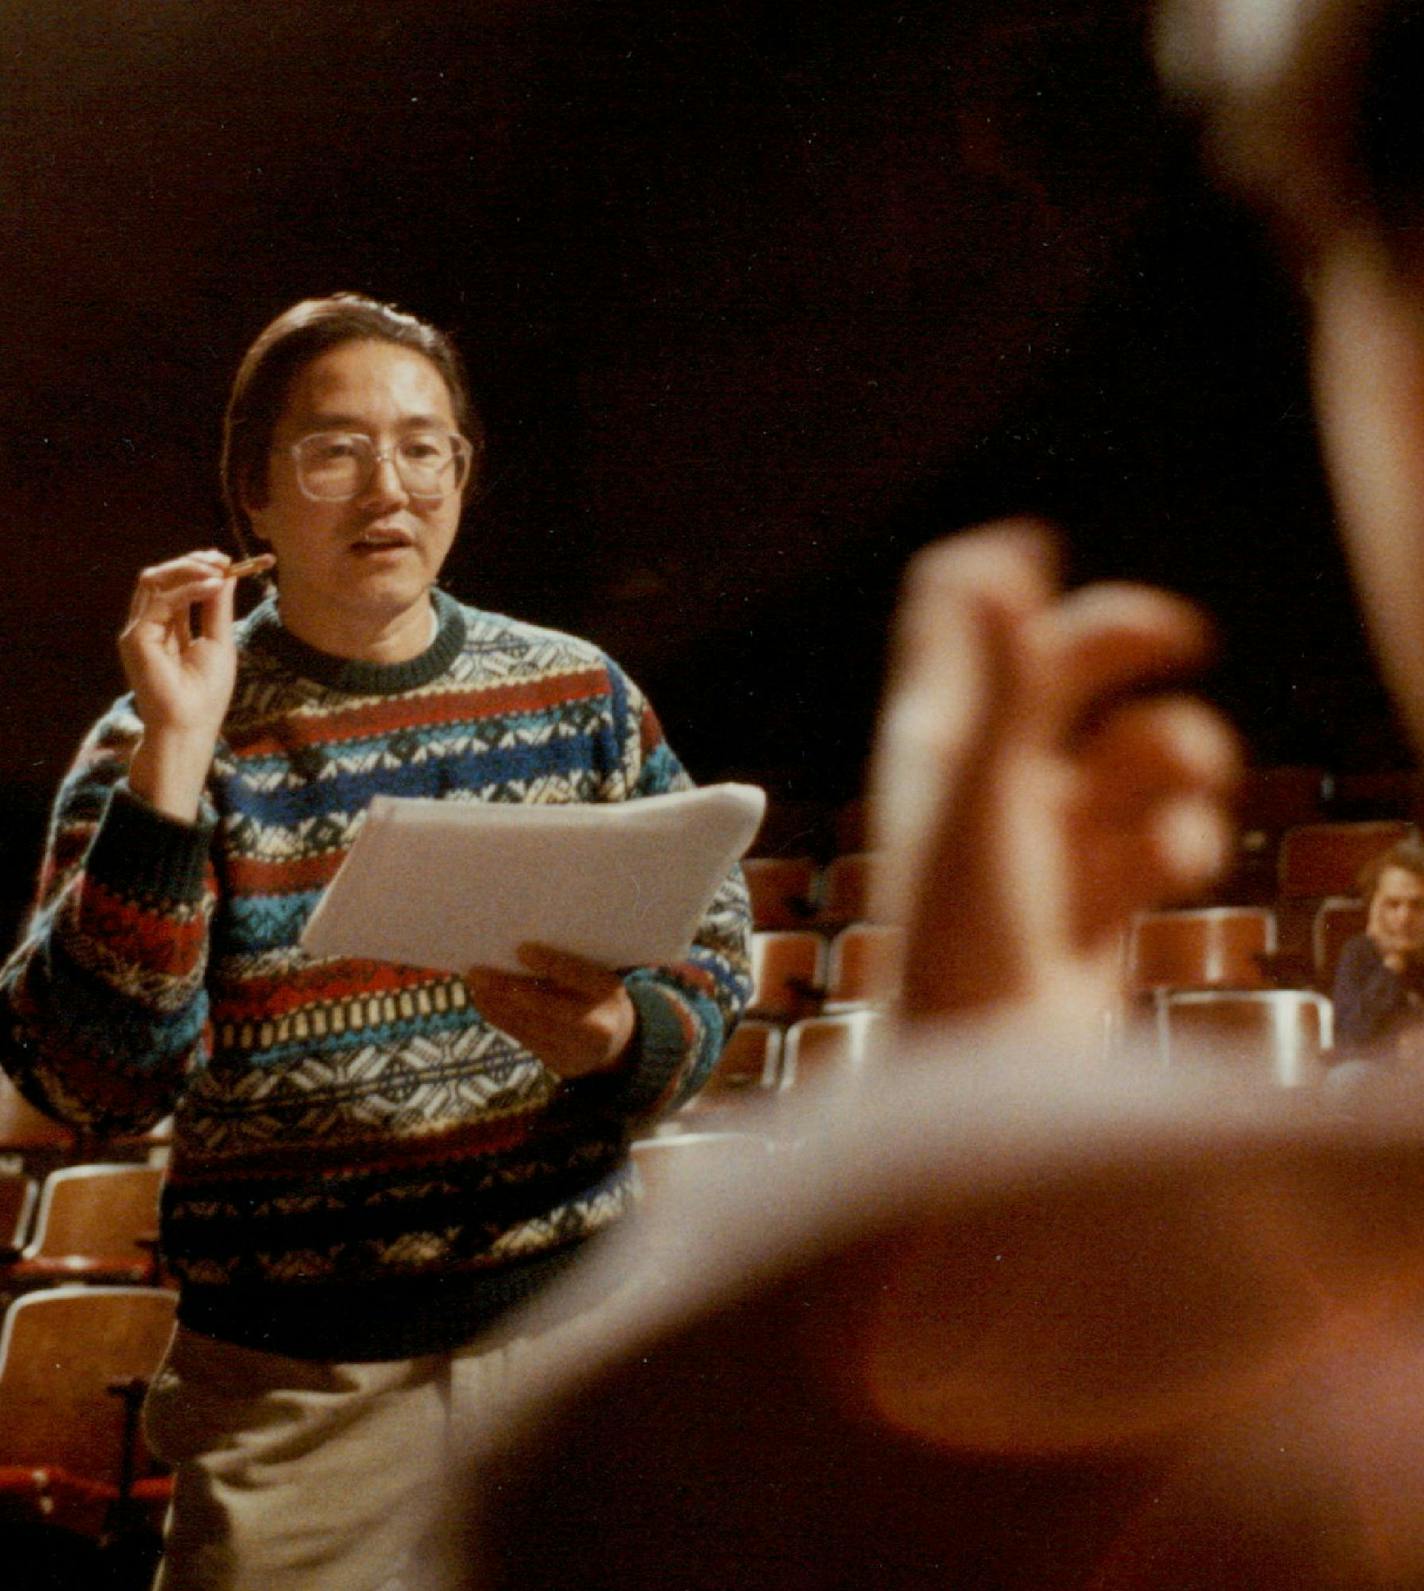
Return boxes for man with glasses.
[0,292,752,1588]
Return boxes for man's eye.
[401,437,447,462]
[309,436,361,461]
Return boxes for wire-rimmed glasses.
[285,431,474,502]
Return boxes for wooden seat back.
[0,1284,176,1481]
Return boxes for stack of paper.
[299,783,766,973]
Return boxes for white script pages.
[300,783,766,973]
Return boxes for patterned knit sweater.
[0,590,752,1358]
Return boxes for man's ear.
[240,481,273,544]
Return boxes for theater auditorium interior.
[4,1,1424,1586]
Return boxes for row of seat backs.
[747,919,1336,1092]
[746,825,1411,984]
[748,925,903,1022]
[1127,901,1369,997]
[683,1012,889,1111]
[710,993,1334,1108]
[742,852,884,931]
[749,816,1418,929]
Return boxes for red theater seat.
[1126,907,1277,997]
[0,1285,177,1538]
[5,1164,164,1289]
[749,931,826,1023]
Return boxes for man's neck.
[277,592,439,663]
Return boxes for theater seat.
[823,923,905,1010]
[749,931,826,1023]
[5,1163,165,1289]
[1154,990,1332,1086]
[816,852,882,927]
[1126,907,1277,997]
[742,857,820,930]
[681,1019,782,1111]
[0,1172,37,1263]
[782,1011,888,1091]
[0,1285,177,1540]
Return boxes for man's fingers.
[1030,584,1215,746]
[465,955,606,1020]
[1066,696,1239,948]
[871,521,1058,926]
[206,568,238,646]
[464,958,635,1078]
[127,570,228,628]
[124,549,245,658]
[881,521,1057,743]
[514,943,620,997]
[1076,695,1242,822]
[1069,795,1235,948]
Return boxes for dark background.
[0,0,1404,943]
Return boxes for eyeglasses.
[283,430,474,502]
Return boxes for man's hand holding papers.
[464,944,637,1078]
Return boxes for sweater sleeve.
[597,660,754,1121]
[0,702,216,1134]
[1331,933,1407,1053]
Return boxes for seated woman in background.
[1332,840,1424,1065]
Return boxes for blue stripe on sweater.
[228,736,600,828]
[223,892,323,950]
[228,707,599,779]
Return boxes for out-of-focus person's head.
[1359,838,1424,959]
[1157,0,1424,749]
[1155,0,1424,265]
[221,292,482,549]
[1359,837,1424,904]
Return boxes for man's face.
[1369,865,1424,959]
[247,337,465,659]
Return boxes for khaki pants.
[142,1305,597,1591]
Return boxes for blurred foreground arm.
[871,521,1240,1032]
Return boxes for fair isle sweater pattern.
[1,591,753,1307]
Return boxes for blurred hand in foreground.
[870,520,1240,1033]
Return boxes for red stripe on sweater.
[227,669,611,755]
[78,880,207,977]
[212,961,449,1019]
[639,702,666,757]
[227,851,346,894]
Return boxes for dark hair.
[221,293,483,547]
[1359,838,1424,899]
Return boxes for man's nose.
[361,452,409,505]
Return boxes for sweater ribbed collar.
[242,587,467,695]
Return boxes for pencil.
[225,554,276,580]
